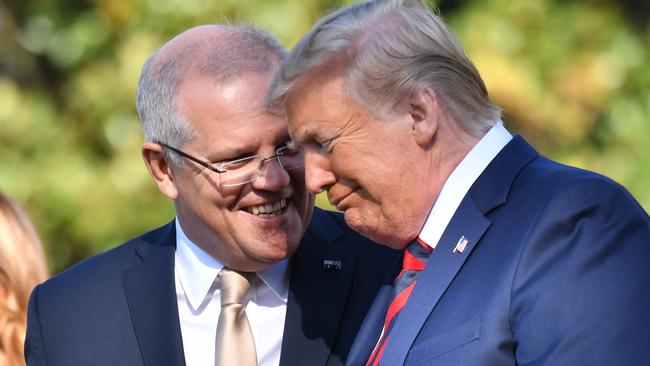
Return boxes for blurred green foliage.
[1,0,648,274]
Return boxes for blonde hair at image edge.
[0,192,49,366]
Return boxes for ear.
[408,87,439,148]
[142,142,179,200]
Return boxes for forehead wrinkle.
[205,117,290,160]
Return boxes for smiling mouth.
[245,198,287,217]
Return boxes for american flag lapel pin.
[453,235,469,254]
[322,259,342,271]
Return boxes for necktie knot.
[219,268,254,306]
[401,239,432,272]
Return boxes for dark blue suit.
[347,137,650,365]
[25,208,397,366]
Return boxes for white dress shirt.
[174,219,289,366]
[419,122,512,248]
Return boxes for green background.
[1,0,648,274]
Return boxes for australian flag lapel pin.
[322,259,343,271]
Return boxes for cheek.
[331,143,385,180]
[328,150,359,178]
[294,195,315,231]
[301,194,315,224]
[289,169,310,196]
[289,168,306,186]
[191,189,243,237]
[209,183,246,210]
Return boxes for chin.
[364,230,408,249]
[253,249,294,267]
[265,237,300,259]
[344,210,412,249]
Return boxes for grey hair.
[268,0,501,135]
[136,24,287,166]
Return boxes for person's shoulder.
[500,137,625,194]
[517,155,647,217]
[38,221,175,294]
[521,154,630,195]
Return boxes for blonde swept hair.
[268,0,501,136]
[0,192,48,366]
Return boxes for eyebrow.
[203,146,250,162]
[290,122,325,144]
[204,132,293,162]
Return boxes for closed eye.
[278,145,302,156]
[320,138,336,153]
[216,154,256,170]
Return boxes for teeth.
[246,199,286,216]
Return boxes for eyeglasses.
[156,141,304,187]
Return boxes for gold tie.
[215,268,257,366]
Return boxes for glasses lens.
[219,156,262,186]
[277,146,304,171]
[219,147,305,187]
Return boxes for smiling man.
[24,24,396,366]
[268,0,650,365]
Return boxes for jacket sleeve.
[25,284,48,366]
[510,177,650,365]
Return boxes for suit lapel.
[123,222,185,366]
[280,211,357,366]
[380,136,539,365]
[381,196,490,365]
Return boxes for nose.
[251,156,290,191]
[304,147,336,194]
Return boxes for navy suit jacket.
[347,137,650,366]
[25,208,397,366]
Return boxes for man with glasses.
[25,24,396,366]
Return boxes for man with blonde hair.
[268,0,650,364]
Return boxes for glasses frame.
[155,141,299,186]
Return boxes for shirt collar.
[419,121,512,249]
[257,259,290,303]
[174,219,290,308]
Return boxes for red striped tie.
[365,238,432,366]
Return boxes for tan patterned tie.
[215,268,257,366]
